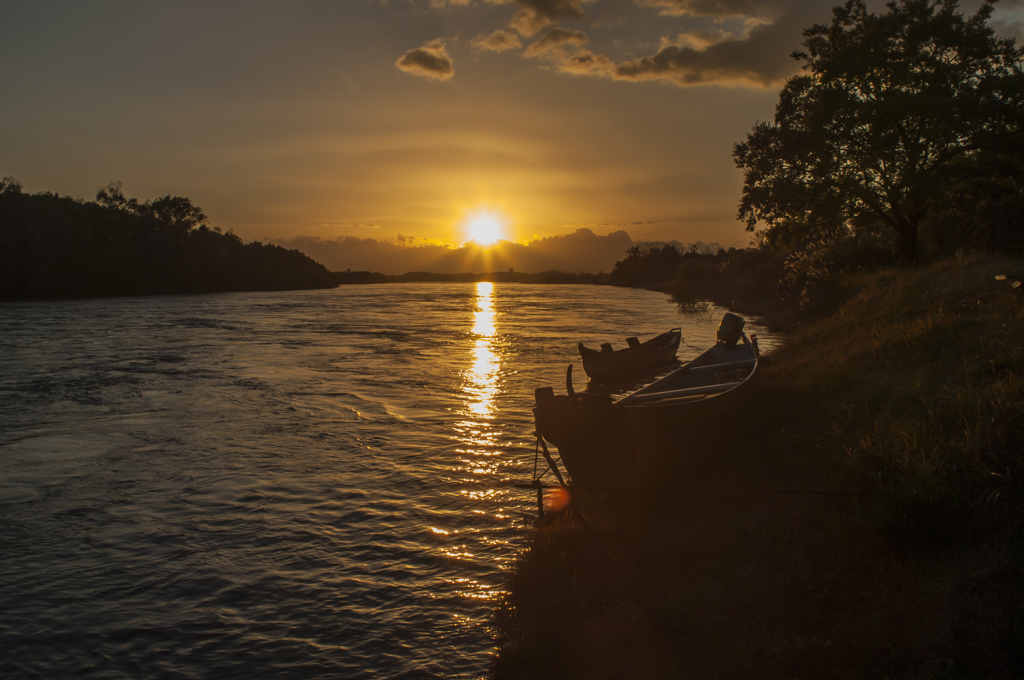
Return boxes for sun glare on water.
[466,214,504,246]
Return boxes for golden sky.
[3,0,1022,251]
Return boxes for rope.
[514,481,888,497]
[681,339,707,354]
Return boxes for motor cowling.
[716,312,746,347]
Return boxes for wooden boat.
[578,328,681,380]
[533,313,759,487]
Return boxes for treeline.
[608,238,901,328]
[335,269,609,285]
[0,178,339,301]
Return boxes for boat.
[578,328,682,380]
[533,313,760,487]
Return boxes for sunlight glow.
[545,486,572,513]
[466,213,505,245]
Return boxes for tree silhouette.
[734,0,1024,261]
[609,242,685,286]
[0,181,340,300]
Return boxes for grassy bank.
[492,254,1024,679]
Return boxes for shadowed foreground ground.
[492,255,1024,679]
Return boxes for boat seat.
[623,381,741,405]
[681,359,755,376]
[626,337,640,349]
[601,343,614,352]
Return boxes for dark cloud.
[565,1,832,87]
[273,228,635,275]
[553,48,617,76]
[395,39,455,81]
[523,27,588,57]
[470,28,523,52]
[639,0,789,19]
[511,0,590,36]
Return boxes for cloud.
[523,27,588,57]
[395,39,455,81]
[399,0,833,88]
[470,29,523,52]
[552,49,618,76]
[661,27,745,51]
[511,0,591,37]
[991,17,1024,41]
[559,1,831,88]
[638,0,787,19]
[420,0,513,6]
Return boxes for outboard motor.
[716,312,746,347]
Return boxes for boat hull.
[535,334,759,488]
[578,329,681,380]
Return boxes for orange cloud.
[470,29,523,52]
[539,1,825,88]
[523,27,588,57]
[396,39,455,81]
[611,6,810,88]
[553,49,617,77]
[511,0,591,37]
[639,0,783,19]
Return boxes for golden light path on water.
[456,282,572,521]
[468,281,498,417]
[439,282,507,595]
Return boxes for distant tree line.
[334,269,609,284]
[0,178,339,300]
[608,242,692,287]
[606,236,899,325]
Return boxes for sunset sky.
[3,0,1022,256]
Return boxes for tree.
[96,182,207,241]
[733,0,1024,261]
[143,195,207,240]
[609,242,684,286]
[95,181,140,213]
[1,176,23,194]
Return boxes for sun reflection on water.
[466,282,499,418]
[442,281,512,602]
[450,282,506,503]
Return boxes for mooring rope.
[514,481,888,497]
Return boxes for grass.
[491,254,1024,679]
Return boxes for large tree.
[733,0,1024,261]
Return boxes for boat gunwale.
[616,335,757,405]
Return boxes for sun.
[466,213,505,245]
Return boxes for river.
[0,284,775,679]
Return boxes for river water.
[0,284,775,679]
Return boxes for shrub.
[783,230,896,316]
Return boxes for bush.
[783,231,896,316]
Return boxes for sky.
[2,0,1022,271]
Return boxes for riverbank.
[492,254,1024,678]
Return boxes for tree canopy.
[733,0,1024,261]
